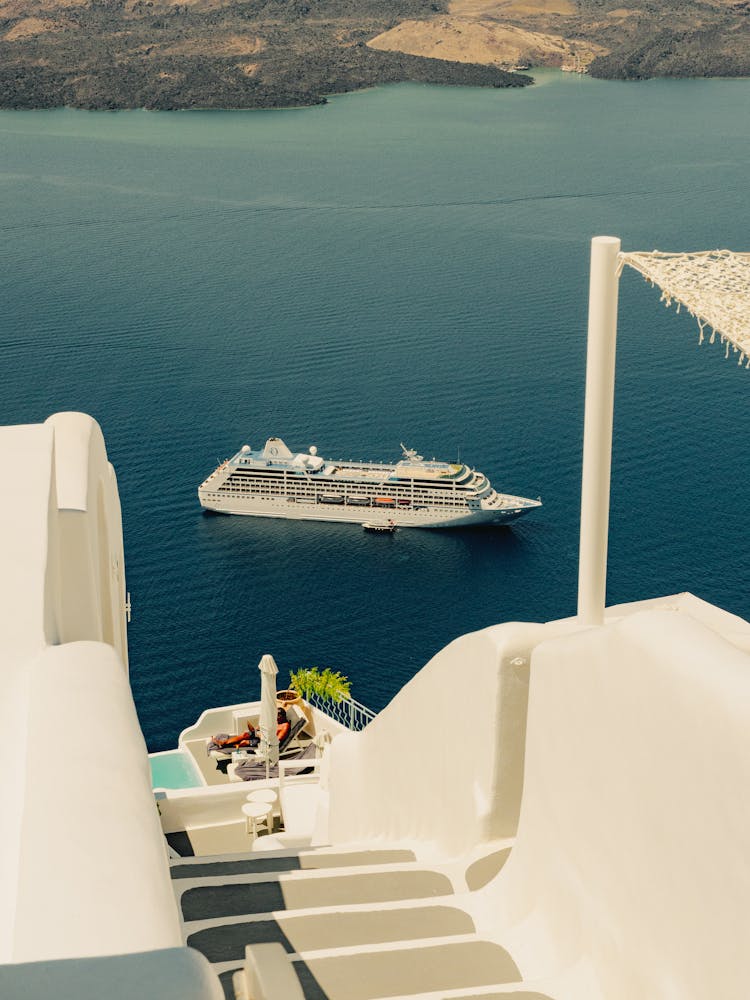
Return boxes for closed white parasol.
[258,653,280,779]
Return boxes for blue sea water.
[2,71,749,750]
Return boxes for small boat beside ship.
[198,437,541,529]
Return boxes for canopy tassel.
[619,248,750,371]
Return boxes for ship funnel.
[263,437,293,460]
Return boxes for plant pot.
[276,689,302,708]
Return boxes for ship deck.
[325,464,394,481]
[324,462,465,483]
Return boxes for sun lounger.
[232,742,317,782]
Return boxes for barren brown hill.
[369,0,750,76]
[0,0,530,108]
[0,0,748,108]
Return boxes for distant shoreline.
[0,46,531,112]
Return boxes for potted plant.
[288,666,351,705]
[276,687,302,708]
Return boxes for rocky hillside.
[588,12,750,79]
[0,0,748,108]
[0,0,529,108]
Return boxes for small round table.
[241,801,273,839]
[246,788,278,806]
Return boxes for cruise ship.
[198,438,541,528]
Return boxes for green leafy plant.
[290,666,351,704]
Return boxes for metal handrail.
[306,693,376,731]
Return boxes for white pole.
[577,236,621,626]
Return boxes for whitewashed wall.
[481,606,750,999]
[325,620,564,858]
[0,414,181,965]
[45,412,129,667]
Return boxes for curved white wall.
[0,414,180,964]
[326,621,560,858]
[0,948,223,1000]
[13,642,181,962]
[324,592,750,998]
[480,606,750,999]
[45,413,128,667]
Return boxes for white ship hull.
[199,494,534,528]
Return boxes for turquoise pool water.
[149,750,202,789]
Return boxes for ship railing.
[307,693,376,731]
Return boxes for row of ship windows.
[225,473,464,490]
[216,483,470,504]
[216,492,468,508]
[224,479,469,495]
[221,486,475,500]
[216,501,468,510]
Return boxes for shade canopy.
[620,249,750,366]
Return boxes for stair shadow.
[181,869,452,921]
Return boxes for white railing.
[307,694,376,731]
